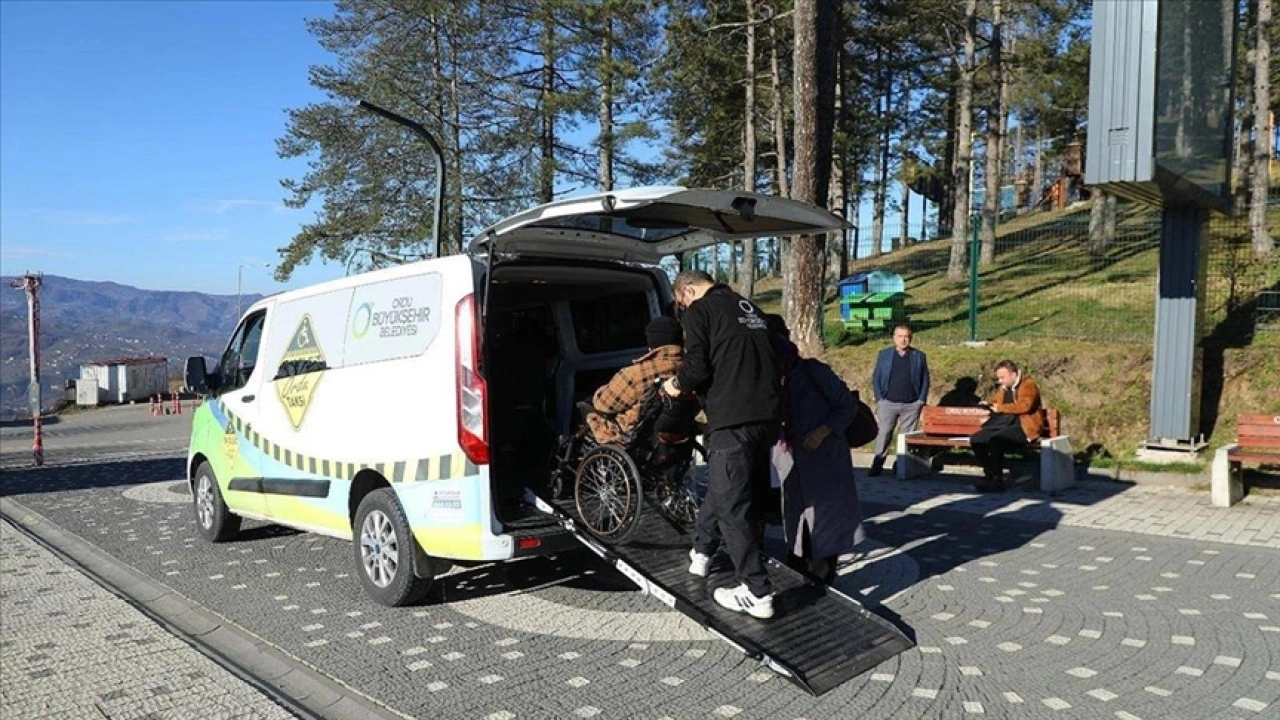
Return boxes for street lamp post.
[237,262,270,319]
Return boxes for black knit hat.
[646,316,683,348]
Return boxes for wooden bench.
[1211,414,1280,507]
[895,406,1075,492]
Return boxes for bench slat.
[1238,434,1280,449]
[918,405,1062,440]
[1227,449,1280,464]
[1235,413,1280,452]
[906,436,972,448]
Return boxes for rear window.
[570,293,650,354]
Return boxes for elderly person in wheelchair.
[551,317,703,542]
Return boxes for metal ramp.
[529,493,914,696]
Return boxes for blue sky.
[0,0,335,296]
[1,1,930,297]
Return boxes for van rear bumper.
[506,524,578,558]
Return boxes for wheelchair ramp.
[529,492,914,696]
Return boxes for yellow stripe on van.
[213,400,479,484]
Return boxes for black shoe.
[868,457,884,477]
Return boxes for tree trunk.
[900,176,911,249]
[1032,129,1044,209]
[1013,117,1024,210]
[938,62,957,237]
[539,5,556,204]
[1088,188,1110,257]
[787,0,838,357]
[770,18,789,200]
[871,57,889,257]
[431,13,452,256]
[598,7,614,191]
[839,183,853,279]
[1251,0,1274,258]
[980,0,1004,267]
[742,0,759,298]
[947,0,977,281]
[897,75,912,251]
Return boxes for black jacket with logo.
[674,285,781,432]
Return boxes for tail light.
[455,294,489,464]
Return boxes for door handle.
[241,395,256,403]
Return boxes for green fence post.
[968,215,979,343]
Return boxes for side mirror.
[184,356,214,394]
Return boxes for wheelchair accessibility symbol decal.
[275,314,326,430]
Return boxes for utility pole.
[11,274,44,466]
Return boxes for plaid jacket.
[587,345,684,444]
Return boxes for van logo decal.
[351,302,374,339]
[276,314,325,430]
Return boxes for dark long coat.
[781,358,866,560]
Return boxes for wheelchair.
[548,381,703,544]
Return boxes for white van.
[185,186,843,606]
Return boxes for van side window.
[216,310,267,394]
[570,294,650,354]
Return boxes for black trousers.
[694,421,778,597]
[970,415,1027,484]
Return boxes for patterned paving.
[0,520,295,720]
[2,405,1278,718]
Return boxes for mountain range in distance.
[0,274,264,419]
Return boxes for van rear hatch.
[469,186,847,263]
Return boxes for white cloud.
[0,245,72,259]
[212,199,295,215]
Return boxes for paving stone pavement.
[858,475,1280,549]
[2,405,1278,719]
[0,519,297,720]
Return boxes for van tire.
[193,462,241,543]
[353,489,433,607]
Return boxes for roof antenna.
[357,100,447,259]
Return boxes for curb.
[0,496,411,720]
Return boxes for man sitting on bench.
[971,360,1044,492]
[586,317,690,445]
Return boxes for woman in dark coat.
[773,330,866,584]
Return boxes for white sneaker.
[688,549,711,577]
[713,583,774,619]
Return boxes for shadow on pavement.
[0,416,61,428]
[436,549,636,604]
[0,457,186,496]
[840,486,1106,610]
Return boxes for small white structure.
[79,357,169,405]
[74,378,100,407]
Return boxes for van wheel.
[193,462,241,543]
[353,489,432,607]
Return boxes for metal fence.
[826,190,1280,348]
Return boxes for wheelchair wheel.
[574,445,644,542]
[652,464,698,529]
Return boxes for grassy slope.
[754,198,1280,466]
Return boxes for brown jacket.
[588,346,683,444]
[987,375,1044,441]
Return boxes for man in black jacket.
[662,270,780,619]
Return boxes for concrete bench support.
[1211,443,1243,508]
[894,432,932,480]
[1038,436,1075,493]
